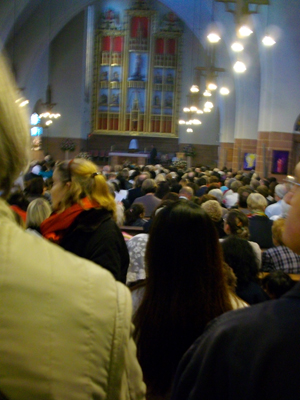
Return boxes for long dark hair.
[133,200,232,397]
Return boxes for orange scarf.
[41,197,99,243]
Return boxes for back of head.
[179,186,194,199]
[262,271,295,299]
[231,180,243,193]
[55,158,116,218]
[0,54,30,197]
[238,185,254,208]
[208,189,223,204]
[125,203,145,225]
[201,200,222,222]
[141,178,156,194]
[274,184,287,200]
[225,209,250,239]
[271,218,285,246]
[247,192,268,212]
[26,198,52,229]
[257,185,269,198]
[134,200,231,395]
[221,236,259,286]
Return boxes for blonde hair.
[0,54,30,197]
[272,218,285,246]
[247,193,267,211]
[55,158,117,219]
[201,200,222,222]
[26,198,52,229]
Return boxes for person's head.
[162,192,179,201]
[134,201,232,395]
[51,158,116,218]
[141,178,156,195]
[0,54,30,198]
[257,185,269,198]
[25,176,44,196]
[125,203,145,225]
[272,218,285,246]
[221,236,259,287]
[208,188,223,204]
[247,192,268,212]
[224,209,250,239]
[7,190,29,211]
[261,271,295,299]
[134,173,148,188]
[155,181,170,199]
[196,177,208,187]
[231,180,243,193]
[201,200,222,222]
[179,186,194,200]
[26,198,52,230]
[238,185,254,208]
[250,178,260,191]
[274,184,287,201]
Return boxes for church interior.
[1,0,300,177]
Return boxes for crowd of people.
[1,51,300,399]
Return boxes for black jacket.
[60,208,129,283]
[171,283,300,400]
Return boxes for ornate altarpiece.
[92,0,183,138]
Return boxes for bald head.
[179,186,194,200]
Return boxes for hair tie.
[91,172,101,178]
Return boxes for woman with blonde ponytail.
[41,158,129,282]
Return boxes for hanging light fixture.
[207,32,221,43]
[231,42,244,52]
[190,85,200,93]
[262,35,276,46]
[233,61,247,73]
[220,87,230,95]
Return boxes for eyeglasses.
[283,176,300,188]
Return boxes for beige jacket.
[0,199,145,399]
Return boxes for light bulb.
[220,87,230,95]
[262,36,276,46]
[207,83,217,91]
[178,120,186,125]
[233,61,247,73]
[238,25,253,37]
[197,109,203,114]
[192,119,202,125]
[187,128,193,133]
[231,42,244,52]
[190,85,199,93]
[45,120,53,126]
[190,106,197,112]
[207,33,221,43]
[183,107,190,113]
[203,90,212,97]
[204,108,211,113]
[204,101,214,109]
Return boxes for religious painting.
[243,153,256,170]
[128,52,148,81]
[271,150,289,174]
